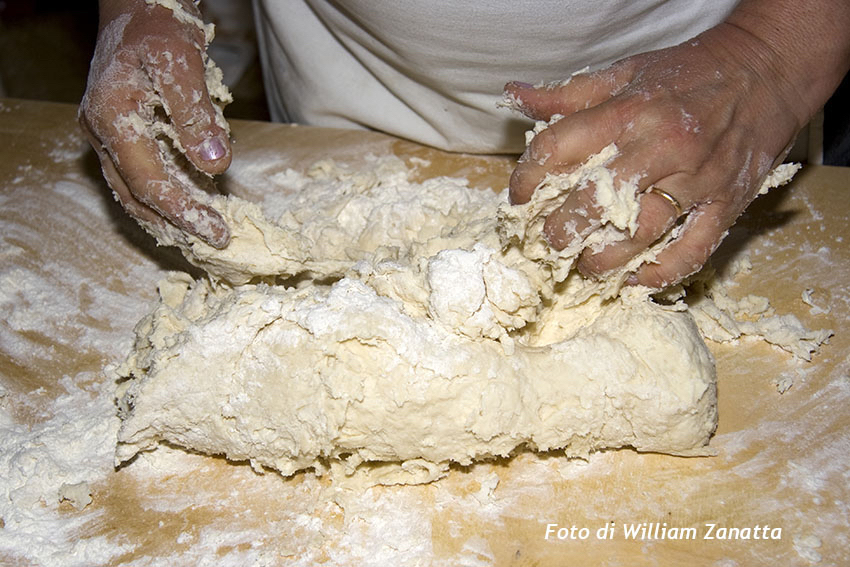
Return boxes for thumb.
[142,43,232,176]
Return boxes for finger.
[504,61,635,121]
[542,181,604,250]
[576,188,681,277]
[538,142,686,251]
[79,106,168,230]
[631,202,729,288]
[142,42,231,174]
[109,131,231,248]
[509,109,620,205]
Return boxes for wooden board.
[1,98,848,566]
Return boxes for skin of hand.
[79,0,232,248]
[506,0,850,288]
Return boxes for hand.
[506,23,806,288]
[79,0,232,248]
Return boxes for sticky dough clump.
[116,152,725,484]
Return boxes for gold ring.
[648,186,683,218]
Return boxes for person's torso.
[255,0,739,152]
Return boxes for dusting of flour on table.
[0,169,159,563]
[2,99,844,564]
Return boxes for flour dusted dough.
[117,272,715,484]
[115,150,729,483]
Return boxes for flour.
[0,172,163,564]
[0,374,132,565]
[794,534,823,563]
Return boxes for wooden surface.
[1,98,848,566]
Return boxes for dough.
[116,271,715,484]
[116,151,725,484]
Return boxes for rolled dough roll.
[116,271,716,484]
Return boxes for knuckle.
[77,104,93,130]
[618,98,704,160]
[656,120,699,154]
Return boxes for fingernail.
[210,226,230,250]
[204,216,231,249]
[186,206,231,248]
[510,81,534,89]
[199,224,230,249]
[625,273,639,286]
[199,137,226,162]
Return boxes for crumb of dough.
[685,269,833,362]
[145,0,215,44]
[802,288,831,315]
[58,482,93,511]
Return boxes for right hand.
[79,0,232,248]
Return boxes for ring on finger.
[647,186,683,218]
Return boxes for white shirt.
[253,0,739,153]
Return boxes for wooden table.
[1,98,848,566]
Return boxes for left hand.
[506,22,803,288]
[79,0,233,249]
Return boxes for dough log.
[116,272,716,484]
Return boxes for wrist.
[703,22,810,136]
[719,0,850,129]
